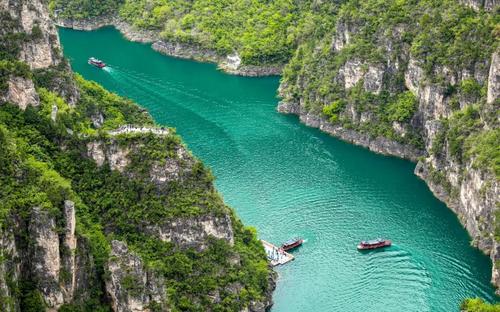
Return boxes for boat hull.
[357,240,391,250]
[88,58,106,68]
[281,239,304,251]
[89,62,105,68]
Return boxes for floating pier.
[261,240,295,266]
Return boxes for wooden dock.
[261,240,295,266]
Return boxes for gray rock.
[145,214,234,251]
[488,51,500,105]
[29,206,64,310]
[105,240,168,312]
[1,0,62,69]
[1,77,40,110]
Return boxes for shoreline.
[277,101,423,162]
[54,16,283,77]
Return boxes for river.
[59,26,497,311]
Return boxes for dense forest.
[1,64,272,312]
[51,0,339,65]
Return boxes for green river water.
[59,27,497,311]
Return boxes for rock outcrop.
[460,0,500,11]
[0,201,98,311]
[0,225,20,312]
[145,214,234,252]
[0,0,62,69]
[86,131,193,180]
[1,77,39,110]
[488,52,500,105]
[86,140,130,173]
[29,206,65,310]
[105,240,167,312]
[0,0,78,110]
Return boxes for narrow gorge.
[0,0,498,311]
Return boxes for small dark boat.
[357,238,391,250]
[281,237,303,251]
[88,57,106,68]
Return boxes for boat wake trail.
[102,64,244,158]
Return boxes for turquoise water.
[59,27,498,311]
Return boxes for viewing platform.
[261,240,294,266]
[108,125,170,136]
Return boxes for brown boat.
[357,238,391,250]
[88,57,106,68]
[281,237,304,251]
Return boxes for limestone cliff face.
[460,0,500,11]
[0,0,78,109]
[411,50,500,291]
[144,214,235,252]
[0,225,20,312]
[85,130,236,252]
[279,2,500,293]
[82,128,275,310]
[0,201,98,311]
[106,240,168,312]
[0,0,62,69]
[1,77,39,110]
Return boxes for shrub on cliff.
[461,298,500,312]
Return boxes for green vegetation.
[49,0,122,20]
[50,0,497,70]
[0,67,271,310]
[74,74,153,130]
[1,5,272,307]
[322,100,346,123]
[280,0,497,153]
[0,12,34,95]
[0,60,31,94]
[51,0,339,65]
[387,92,417,123]
[14,0,500,309]
[119,0,327,64]
[429,104,499,179]
[461,298,500,312]
[466,129,500,179]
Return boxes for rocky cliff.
[279,0,500,292]
[0,0,275,311]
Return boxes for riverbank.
[277,97,500,295]
[277,101,423,162]
[54,15,283,77]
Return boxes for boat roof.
[283,238,301,245]
[362,239,384,244]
